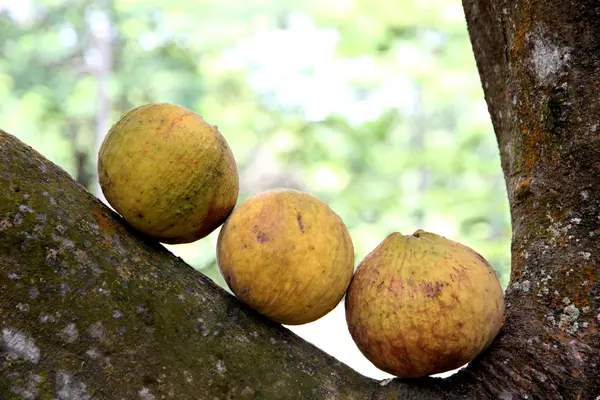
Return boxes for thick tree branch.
[0,130,375,399]
[1,130,484,399]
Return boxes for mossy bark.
[1,2,600,396]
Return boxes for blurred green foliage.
[0,0,511,287]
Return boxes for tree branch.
[0,130,486,399]
[0,130,375,399]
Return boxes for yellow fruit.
[216,189,354,325]
[98,103,239,244]
[345,230,504,378]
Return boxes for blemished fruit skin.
[216,189,355,325]
[98,103,239,244]
[345,230,505,378]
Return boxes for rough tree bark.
[461,0,600,398]
[1,0,599,398]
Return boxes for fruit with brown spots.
[345,230,504,378]
[216,189,354,325]
[98,103,239,244]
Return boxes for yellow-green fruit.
[98,103,239,244]
[216,189,354,325]
[345,230,504,378]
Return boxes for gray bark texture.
[1,0,600,397]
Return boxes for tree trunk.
[1,0,599,397]
[460,0,600,398]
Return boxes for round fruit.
[216,189,354,325]
[98,103,239,244]
[345,230,504,378]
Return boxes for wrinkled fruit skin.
[217,189,354,325]
[345,230,504,378]
[98,103,239,244]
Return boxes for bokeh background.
[0,0,511,379]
